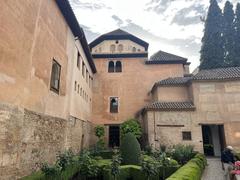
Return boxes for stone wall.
[0,102,92,179]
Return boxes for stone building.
[0,0,96,178]
[1,0,240,179]
[141,67,240,156]
[90,29,190,147]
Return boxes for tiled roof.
[193,67,240,81]
[103,29,131,36]
[155,77,192,86]
[146,50,188,65]
[89,29,149,50]
[144,101,195,111]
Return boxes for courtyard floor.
[202,157,225,180]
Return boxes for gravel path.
[202,157,225,180]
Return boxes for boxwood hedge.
[167,153,207,180]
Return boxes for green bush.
[120,119,142,138]
[92,150,114,159]
[167,153,207,180]
[103,165,158,180]
[168,144,196,165]
[141,155,159,180]
[120,132,141,165]
[78,150,99,178]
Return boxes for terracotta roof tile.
[193,67,240,81]
[144,101,195,111]
[145,50,188,64]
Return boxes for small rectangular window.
[110,97,118,113]
[86,70,88,83]
[182,131,192,141]
[77,52,80,69]
[82,61,85,77]
[50,59,61,93]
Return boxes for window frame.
[50,59,61,94]
[77,52,80,69]
[182,131,192,141]
[110,97,119,113]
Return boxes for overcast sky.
[70,0,238,71]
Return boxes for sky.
[69,0,239,72]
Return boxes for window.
[108,61,115,73]
[110,97,118,113]
[86,70,88,83]
[77,52,80,69]
[80,88,82,96]
[115,61,122,72]
[50,59,61,93]
[74,81,77,91]
[110,44,116,53]
[77,84,79,93]
[182,131,192,141]
[118,44,123,52]
[82,61,85,77]
[132,47,136,52]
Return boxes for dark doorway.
[201,124,226,156]
[109,125,120,147]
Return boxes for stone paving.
[202,157,225,180]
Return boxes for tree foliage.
[120,132,141,165]
[120,118,142,138]
[223,1,235,66]
[110,150,122,180]
[200,0,224,70]
[233,3,240,67]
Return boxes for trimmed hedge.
[167,154,207,180]
[92,150,114,159]
[103,165,179,180]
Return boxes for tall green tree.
[233,3,240,66]
[223,1,235,67]
[200,0,224,70]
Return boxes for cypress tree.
[233,3,240,66]
[199,0,224,70]
[223,1,235,67]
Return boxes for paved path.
[202,157,225,180]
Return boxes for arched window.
[110,97,118,113]
[110,44,116,53]
[50,59,61,93]
[132,47,136,52]
[115,61,122,72]
[108,61,115,73]
[118,44,123,52]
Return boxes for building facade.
[0,0,96,179]
[141,67,240,156]
[90,29,190,147]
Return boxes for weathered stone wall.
[0,103,93,179]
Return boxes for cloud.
[145,0,176,14]
[70,0,111,11]
[171,4,206,26]
[112,15,124,26]
[81,24,100,42]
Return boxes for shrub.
[120,119,142,138]
[141,155,159,180]
[168,144,195,165]
[40,163,59,178]
[110,150,122,180]
[167,153,207,180]
[95,125,105,138]
[94,125,105,151]
[56,150,74,171]
[78,150,99,178]
[120,132,141,165]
